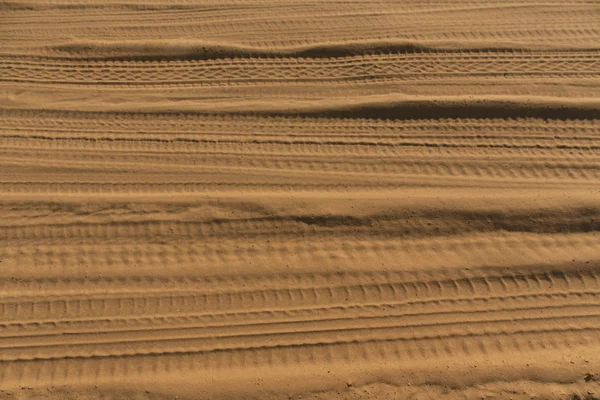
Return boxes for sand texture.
[1,1,600,399]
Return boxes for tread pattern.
[2,51,599,86]
[2,3,600,52]
[2,0,600,396]
[1,264,600,383]
[1,113,600,189]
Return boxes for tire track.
[1,329,599,392]
[3,110,598,132]
[3,134,599,154]
[3,233,598,280]
[1,265,599,321]
[2,207,599,244]
[2,315,599,362]
[2,50,599,86]
[2,292,599,339]
[2,0,600,395]
[3,9,599,52]
[3,150,599,183]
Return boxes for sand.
[1,1,599,399]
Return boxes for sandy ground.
[1,1,599,399]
